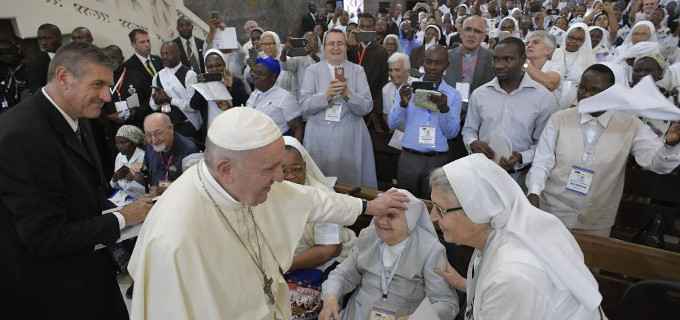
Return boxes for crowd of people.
[2,0,680,319]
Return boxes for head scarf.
[383,34,404,53]
[398,20,411,39]
[282,136,333,192]
[508,7,521,18]
[579,75,680,120]
[635,52,667,75]
[203,48,225,65]
[424,24,443,51]
[552,22,597,81]
[588,26,612,62]
[597,62,631,87]
[260,30,282,59]
[369,189,437,237]
[616,21,658,56]
[585,0,603,17]
[442,154,602,311]
[497,16,521,38]
[116,125,145,146]
[207,107,281,151]
[256,57,281,77]
[459,4,469,16]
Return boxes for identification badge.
[456,82,470,102]
[325,103,342,122]
[370,303,397,320]
[418,126,436,146]
[158,180,171,188]
[115,100,129,112]
[566,166,594,196]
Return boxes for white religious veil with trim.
[200,48,234,128]
[443,154,602,312]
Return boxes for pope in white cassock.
[127,107,409,320]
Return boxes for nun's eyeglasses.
[432,202,463,219]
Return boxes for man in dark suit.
[444,15,495,101]
[26,23,62,94]
[173,16,206,73]
[124,29,163,85]
[302,1,320,32]
[0,41,152,320]
[103,45,152,131]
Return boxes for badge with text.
[418,126,436,146]
[370,303,397,320]
[325,103,342,122]
[566,166,594,196]
[158,180,171,188]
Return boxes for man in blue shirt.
[134,113,199,196]
[388,45,462,198]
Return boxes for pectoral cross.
[263,275,275,305]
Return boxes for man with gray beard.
[131,113,198,197]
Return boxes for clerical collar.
[462,46,479,57]
[42,87,78,132]
[200,160,241,205]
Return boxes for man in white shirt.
[526,64,680,237]
[462,37,556,188]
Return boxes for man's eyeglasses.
[432,202,463,219]
[282,164,306,176]
[145,127,168,140]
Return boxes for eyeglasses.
[260,42,276,47]
[325,42,346,48]
[566,35,585,43]
[144,127,168,140]
[282,164,305,176]
[432,202,463,219]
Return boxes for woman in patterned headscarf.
[110,125,146,195]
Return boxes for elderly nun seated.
[319,190,459,320]
[429,154,605,320]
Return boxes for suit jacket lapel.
[472,48,488,88]
[78,119,104,184]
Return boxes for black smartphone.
[248,47,258,62]
[410,11,419,27]
[203,72,223,82]
[411,81,436,91]
[379,1,390,13]
[209,11,219,20]
[355,31,377,43]
[288,47,308,57]
[290,38,308,48]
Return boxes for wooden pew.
[334,183,680,320]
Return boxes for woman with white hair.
[430,154,605,320]
[319,190,459,320]
[382,34,403,57]
[526,31,563,101]
[551,22,597,108]
[245,30,297,96]
[382,52,417,125]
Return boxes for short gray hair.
[429,167,454,195]
[527,30,557,58]
[463,15,488,32]
[387,52,411,70]
[47,41,115,82]
[204,137,247,170]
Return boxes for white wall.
[2,0,209,58]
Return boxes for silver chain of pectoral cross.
[196,162,275,305]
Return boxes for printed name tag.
[418,126,436,146]
[325,103,342,122]
[566,166,594,196]
[370,305,397,320]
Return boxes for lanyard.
[379,240,408,302]
[159,153,174,179]
[562,52,578,79]
[357,44,368,66]
[110,68,127,101]
[461,54,479,79]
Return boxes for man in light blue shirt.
[388,45,462,198]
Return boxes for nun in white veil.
[429,154,604,320]
[497,16,522,38]
[551,22,597,108]
[613,21,658,58]
[589,26,612,62]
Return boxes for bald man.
[71,26,93,43]
[149,41,202,139]
[443,15,495,99]
[27,23,62,93]
[172,16,207,73]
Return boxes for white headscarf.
[579,75,680,120]
[551,23,597,81]
[424,24,442,51]
[260,30,282,59]
[615,21,658,57]
[443,154,602,311]
[283,136,333,192]
[589,26,612,62]
[597,62,631,87]
[507,8,521,18]
[383,34,404,53]
[369,189,437,237]
[497,16,521,38]
[585,0,602,17]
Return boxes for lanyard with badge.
[419,110,437,147]
[325,66,345,123]
[111,68,131,118]
[370,241,408,320]
[561,52,578,98]
[158,153,174,188]
[566,122,604,196]
[456,54,478,102]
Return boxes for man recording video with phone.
[348,13,389,131]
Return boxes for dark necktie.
[186,40,201,72]
[75,125,82,143]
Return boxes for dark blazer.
[302,12,317,32]
[443,46,495,94]
[173,36,206,73]
[0,91,126,319]
[26,51,51,94]
[124,53,163,84]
